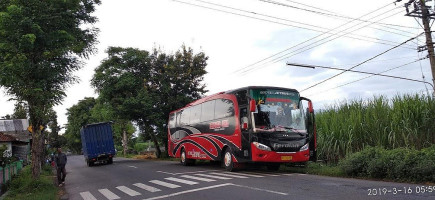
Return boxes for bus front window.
[250,89,306,132]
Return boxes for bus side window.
[190,105,201,124]
[180,108,191,125]
[201,100,215,122]
[215,99,234,119]
[168,113,176,129]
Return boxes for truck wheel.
[108,157,113,164]
[87,160,93,167]
[223,148,235,171]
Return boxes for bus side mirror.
[249,99,256,112]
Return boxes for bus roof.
[171,86,300,114]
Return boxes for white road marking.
[226,172,264,177]
[116,186,141,196]
[156,171,175,175]
[231,184,288,195]
[180,175,216,182]
[98,188,120,200]
[249,171,281,176]
[149,180,181,188]
[133,183,162,192]
[156,170,221,175]
[128,165,138,168]
[165,177,199,185]
[194,174,232,180]
[209,172,249,178]
[142,183,233,200]
[80,191,97,200]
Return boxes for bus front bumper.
[250,143,310,163]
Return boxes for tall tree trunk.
[29,103,44,179]
[163,135,168,157]
[149,130,161,158]
[122,129,127,157]
[31,129,43,179]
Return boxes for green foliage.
[91,45,208,157]
[339,145,435,182]
[134,142,149,153]
[5,165,57,200]
[316,94,435,162]
[0,0,100,178]
[64,97,135,153]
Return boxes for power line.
[234,4,403,74]
[238,9,412,75]
[301,32,424,92]
[261,0,423,45]
[303,58,432,97]
[175,0,415,50]
[333,55,420,67]
[287,59,429,82]
[280,0,421,37]
[262,0,419,30]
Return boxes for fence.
[0,161,23,185]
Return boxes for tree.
[64,97,97,153]
[92,46,207,158]
[64,97,135,154]
[0,0,100,178]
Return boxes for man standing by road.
[55,147,67,186]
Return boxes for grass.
[4,165,58,200]
[316,94,435,162]
[281,162,344,177]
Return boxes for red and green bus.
[168,86,317,171]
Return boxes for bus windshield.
[250,89,306,132]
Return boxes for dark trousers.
[57,166,66,183]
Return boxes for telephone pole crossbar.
[401,0,435,92]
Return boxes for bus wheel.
[181,149,194,166]
[223,149,234,171]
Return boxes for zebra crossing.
[79,171,293,200]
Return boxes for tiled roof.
[0,132,17,142]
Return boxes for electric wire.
[262,0,419,29]
[301,32,424,92]
[239,9,414,75]
[303,57,431,97]
[195,0,416,48]
[175,0,415,49]
[281,0,420,37]
[234,3,404,74]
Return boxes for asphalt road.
[64,155,434,200]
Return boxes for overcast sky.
[0,0,433,132]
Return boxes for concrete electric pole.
[402,0,435,94]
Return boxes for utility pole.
[402,0,435,94]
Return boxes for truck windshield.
[250,89,306,132]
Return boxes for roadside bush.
[339,145,435,182]
[5,165,57,200]
[134,142,148,153]
[339,146,384,177]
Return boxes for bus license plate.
[281,156,292,161]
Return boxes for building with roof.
[0,119,31,163]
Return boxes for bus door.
[236,90,251,159]
[300,97,317,162]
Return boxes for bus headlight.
[253,142,272,151]
[300,143,309,151]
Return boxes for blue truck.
[80,122,116,167]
